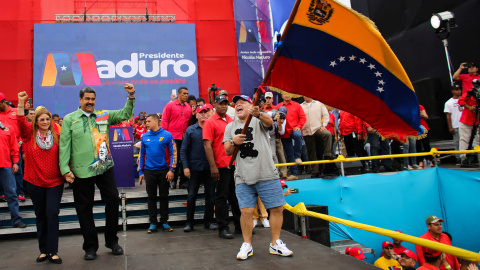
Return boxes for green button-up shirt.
[59,99,135,178]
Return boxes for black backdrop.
[350,0,480,140]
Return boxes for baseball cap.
[347,247,367,260]
[195,105,208,113]
[426,215,444,225]
[232,95,252,104]
[0,92,5,101]
[265,92,273,98]
[278,106,287,114]
[205,103,214,110]
[280,180,288,189]
[382,241,394,249]
[423,247,442,258]
[451,84,462,90]
[215,95,229,104]
[400,249,417,261]
[469,62,477,67]
[218,90,228,96]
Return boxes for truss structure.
[55,14,175,23]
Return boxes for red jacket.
[458,94,478,126]
[161,100,192,140]
[277,101,306,138]
[0,123,19,168]
[339,111,355,136]
[0,107,21,142]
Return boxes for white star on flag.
[61,65,67,71]
[338,56,345,62]
[329,61,337,67]
[375,71,382,77]
[377,87,384,93]
[349,55,356,61]
[359,58,367,64]
[368,64,376,70]
[378,80,385,85]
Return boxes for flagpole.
[227,0,303,168]
[227,87,264,169]
[262,0,303,84]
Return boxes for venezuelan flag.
[264,0,422,142]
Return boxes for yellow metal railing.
[275,146,480,167]
[285,202,480,263]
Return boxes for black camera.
[210,83,221,92]
[268,109,286,121]
[467,79,480,100]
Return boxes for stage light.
[430,11,456,34]
[430,11,457,85]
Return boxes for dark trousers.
[304,129,332,174]
[144,169,170,225]
[215,167,241,230]
[26,182,63,254]
[172,139,187,188]
[73,168,119,252]
[343,134,367,167]
[186,170,215,225]
[368,133,392,170]
[416,133,433,161]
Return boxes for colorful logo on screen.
[41,53,101,86]
[113,128,131,142]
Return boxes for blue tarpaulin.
[284,167,480,264]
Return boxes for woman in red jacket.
[16,92,72,264]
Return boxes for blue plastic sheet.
[284,167,480,264]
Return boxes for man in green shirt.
[59,83,135,260]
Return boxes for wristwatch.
[256,112,263,118]
[230,140,236,146]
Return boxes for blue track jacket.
[139,128,176,175]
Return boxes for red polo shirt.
[339,111,355,136]
[458,95,478,126]
[457,73,480,94]
[416,232,460,270]
[203,113,234,169]
[161,99,192,140]
[0,107,21,142]
[417,263,440,270]
[263,104,277,111]
[419,105,430,130]
[277,101,306,138]
[0,123,19,167]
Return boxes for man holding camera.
[224,95,292,260]
[457,81,480,166]
[453,62,480,95]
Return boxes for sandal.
[36,253,48,263]
[48,254,63,264]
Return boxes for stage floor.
[1,227,377,270]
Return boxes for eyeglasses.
[38,118,51,122]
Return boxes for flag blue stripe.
[279,24,421,131]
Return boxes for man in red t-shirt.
[416,215,460,270]
[203,95,241,239]
[263,92,277,111]
[453,62,480,95]
[457,90,480,166]
[277,94,306,179]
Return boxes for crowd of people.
[0,61,478,265]
[345,215,478,270]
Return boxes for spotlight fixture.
[430,11,457,37]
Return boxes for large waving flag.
[263,0,422,142]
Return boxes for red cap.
[345,247,352,254]
[205,104,214,110]
[400,249,417,261]
[382,241,394,249]
[423,247,442,258]
[134,116,139,121]
[347,247,367,260]
[0,92,5,101]
[195,105,209,113]
[280,180,288,189]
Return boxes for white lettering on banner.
[96,53,196,79]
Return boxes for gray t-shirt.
[223,117,279,185]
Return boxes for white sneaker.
[237,242,253,260]
[261,219,270,228]
[412,164,421,169]
[407,165,413,170]
[253,219,258,227]
[269,239,293,257]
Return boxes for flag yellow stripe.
[292,0,413,90]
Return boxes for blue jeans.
[281,130,303,175]
[368,133,392,170]
[403,138,417,165]
[0,167,22,225]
